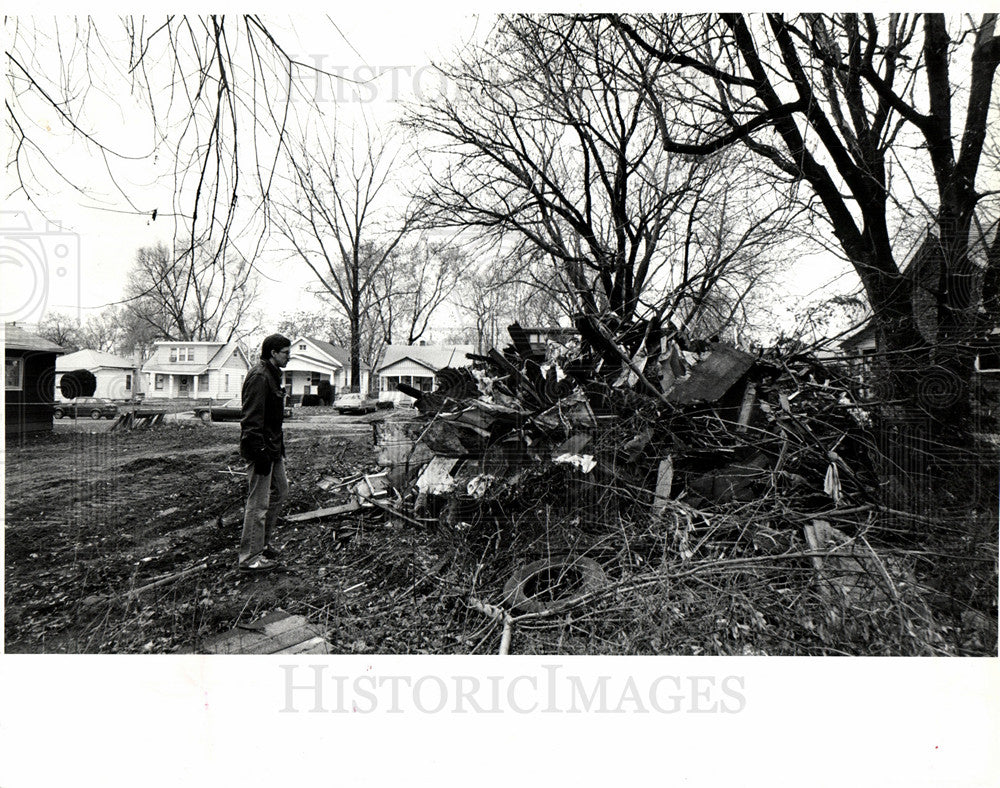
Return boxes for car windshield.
[340,394,362,401]
[223,398,242,408]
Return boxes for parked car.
[53,397,119,420]
[335,392,379,415]
[194,397,293,422]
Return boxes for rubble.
[295,317,984,652]
[371,321,875,543]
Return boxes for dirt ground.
[3,410,466,654]
[5,409,996,656]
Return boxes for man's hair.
[260,333,292,360]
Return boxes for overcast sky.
[2,12,484,326]
[2,10,859,345]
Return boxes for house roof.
[142,363,212,375]
[206,342,249,369]
[141,341,247,375]
[839,321,877,351]
[376,344,474,374]
[521,326,579,336]
[302,336,370,371]
[56,349,135,371]
[4,323,65,354]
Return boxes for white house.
[56,349,143,401]
[141,341,251,400]
[283,336,370,398]
[376,344,474,404]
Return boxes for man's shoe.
[262,545,282,560]
[238,555,280,574]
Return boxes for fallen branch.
[128,563,208,598]
[367,498,427,529]
[468,596,514,655]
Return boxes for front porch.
[283,369,336,398]
[146,371,215,399]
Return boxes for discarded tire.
[502,557,607,614]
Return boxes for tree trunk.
[350,294,361,392]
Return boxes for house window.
[198,373,209,391]
[224,374,230,392]
[5,357,24,390]
[417,375,434,392]
[311,371,321,386]
[125,374,132,391]
[169,347,178,362]
[155,374,165,390]
[299,343,307,350]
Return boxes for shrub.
[317,380,334,405]
[59,369,97,398]
[301,393,323,406]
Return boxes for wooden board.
[284,500,361,523]
[666,344,755,405]
[202,611,333,655]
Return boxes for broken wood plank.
[666,343,755,404]
[203,612,330,655]
[297,640,335,654]
[737,380,757,432]
[235,608,291,631]
[203,611,303,652]
[651,456,674,518]
[506,322,535,358]
[576,313,673,404]
[285,501,361,523]
[279,635,330,655]
[416,456,460,495]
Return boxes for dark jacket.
[240,361,286,464]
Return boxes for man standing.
[238,333,292,572]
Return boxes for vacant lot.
[5,408,996,656]
[3,410,463,654]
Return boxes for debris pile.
[286,319,992,654]
[374,322,875,544]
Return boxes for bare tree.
[451,246,574,352]
[405,15,795,342]
[609,13,1000,397]
[124,240,259,342]
[35,312,81,352]
[76,309,125,353]
[276,309,351,346]
[6,16,344,261]
[371,236,463,346]
[274,125,418,388]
